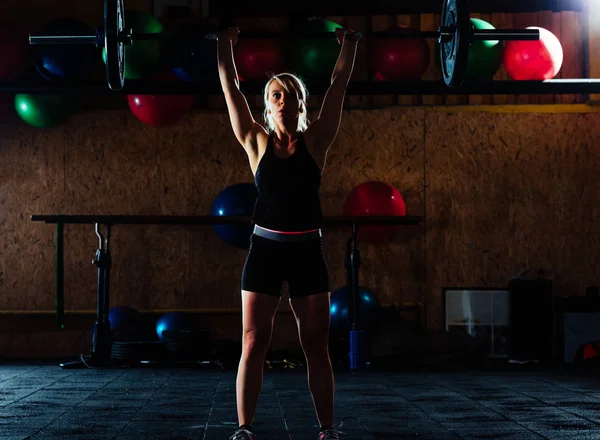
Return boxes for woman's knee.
[242,329,272,358]
[299,331,329,357]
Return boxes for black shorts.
[241,231,330,299]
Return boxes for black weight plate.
[105,0,125,90]
[441,0,470,87]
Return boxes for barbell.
[29,0,540,91]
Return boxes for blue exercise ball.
[109,305,139,328]
[330,286,382,333]
[95,305,144,342]
[211,183,257,249]
[167,19,219,84]
[33,18,99,81]
[156,311,191,342]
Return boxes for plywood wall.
[1,107,600,333]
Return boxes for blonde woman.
[217,25,359,440]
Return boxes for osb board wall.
[425,110,600,327]
[2,108,600,333]
[0,108,425,315]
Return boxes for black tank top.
[251,133,324,232]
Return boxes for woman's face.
[268,82,299,127]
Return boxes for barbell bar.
[28,28,539,44]
[28,0,541,91]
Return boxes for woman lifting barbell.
[217,25,360,440]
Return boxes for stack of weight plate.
[161,329,213,361]
[111,341,170,364]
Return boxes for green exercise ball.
[15,94,75,128]
[102,10,164,80]
[466,18,504,82]
[436,18,504,84]
[292,18,342,79]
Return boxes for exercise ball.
[503,26,563,80]
[0,22,27,80]
[330,285,382,333]
[127,71,194,126]
[102,10,163,79]
[156,311,191,342]
[234,37,283,81]
[108,305,144,341]
[464,18,504,83]
[167,19,219,84]
[15,94,75,128]
[33,18,98,81]
[343,181,406,244]
[370,26,430,81]
[292,18,342,79]
[434,18,504,84]
[211,183,257,249]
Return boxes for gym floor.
[2,363,600,440]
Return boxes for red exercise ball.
[503,27,563,80]
[127,71,194,126]
[0,22,28,80]
[343,181,406,244]
[128,94,194,126]
[234,38,283,81]
[370,26,430,81]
